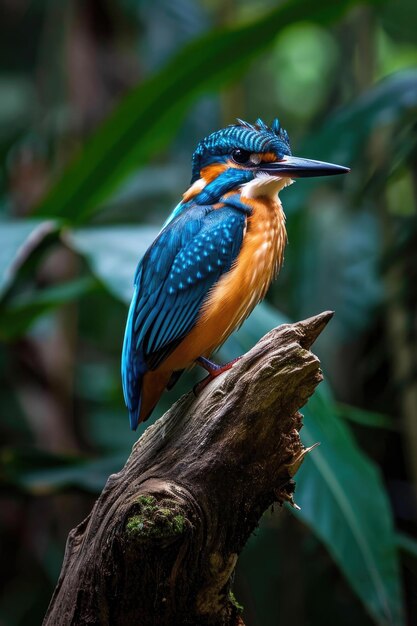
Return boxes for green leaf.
[84,409,138,453]
[280,71,417,340]
[336,402,397,431]
[296,393,405,626]
[220,300,289,361]
[0,447,125,494]
[0,219,57,299]
[34,0,381,223]
[18,456,126,494]
[381,0,417,46]
[280,68,417,219]
[396,532,417,560]
[321,68,417,164]
[64,225,158,302]
[0,277,96,340]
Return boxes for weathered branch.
[43,312,333,626]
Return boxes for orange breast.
[162,194,287,371]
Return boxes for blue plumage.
[122,198,249,429]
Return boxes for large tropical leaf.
[0,447,125,495]
[336,403,397,431]
[298,393,404,626]
[279,70,417,353]
[396,532,417,560]
[64,225,158,302]
[0,277,96,340]
[285,69,417,215]
[34,0,382,223]
[0,219,56,299]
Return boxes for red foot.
[193,356,242,396]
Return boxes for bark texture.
[44,312,332,626]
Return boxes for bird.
[122,118,349,430]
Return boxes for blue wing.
[122,200,248,427]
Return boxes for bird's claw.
[193,357,242,396]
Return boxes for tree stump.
[43,312,332,626]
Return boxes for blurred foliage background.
[0,0,416,624]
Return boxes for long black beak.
[260,155,350,178]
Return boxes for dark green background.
[0,0,416,624]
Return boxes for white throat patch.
[241,174,293,199]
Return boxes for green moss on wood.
[126,515,145,534]
[172,514,185,534]
[228,590,243,613]
[136,495,156,507]
[126,495,187,541]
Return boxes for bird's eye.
[232,149,251,165]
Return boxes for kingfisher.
[122,118,349,430]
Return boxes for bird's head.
[185,118,349,204]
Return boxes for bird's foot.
[193,356,241,396]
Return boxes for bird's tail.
[123,367,144,431]
[121,285,146,430]
[121,284,172,429]
[126,370,172,429]
[128,392,142,431]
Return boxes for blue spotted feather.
[121,200,249,429]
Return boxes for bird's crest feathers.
[235,117,290,146]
